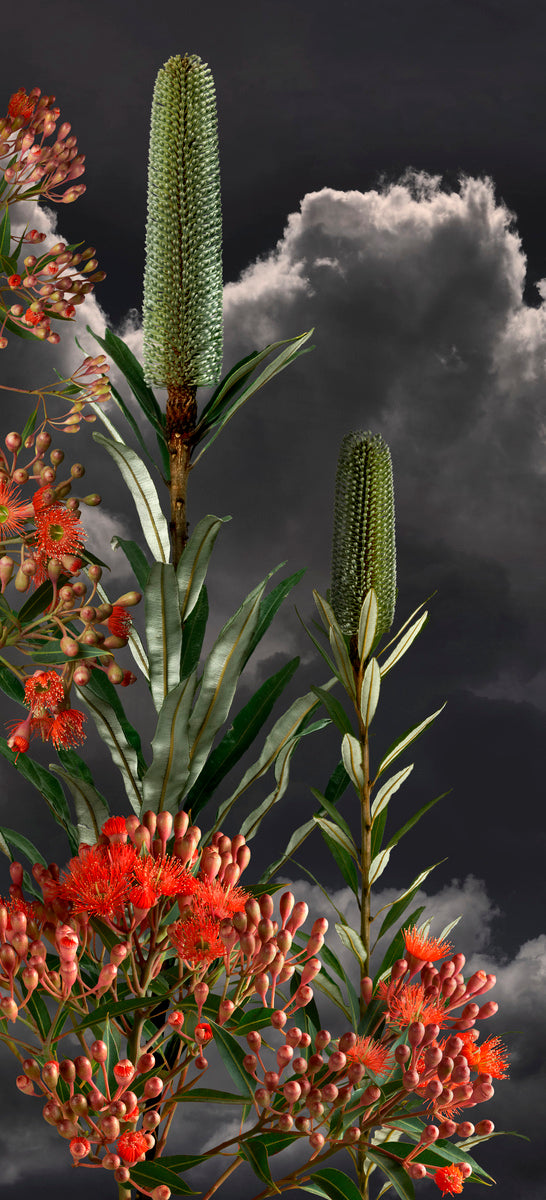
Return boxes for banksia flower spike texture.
[143,54,223,565]
[331,430,396,644]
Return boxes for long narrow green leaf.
[49,764,109,845]
[87,325,165,434]
[295,607,337,675]
[376,705,446,779]
[184,573,271,795]
[184,657,300,821]
[110,536,151,591]
[360,657,381,727]
[358,588,378,660]
[129,1161,196,1195]
[240,1138,277,1189]
[363,1148,415,1200]
[304,1168,363,1200]
[179,584,208,681]
[335,922,368,971]
[314,591,355,698]
[0,664,25,704]
[142,670,197,815]
[242,568,306,669]
[371,765,414,820]
[214,684,333,833]
[385,791,450,851]
[93,432,170,562]
[316,818,360,896]
[146,563,183,711]
[79,668,147,776]
[192,330,314,462]
[0,826,47,868]
[260,760,350,883]
[379,611,428,677]
[377,864,442,938]
[76,684,143,814]
[177,514,230,622]
[209,1019,256,1100]
[0,738,78,854]
[310,686,353,734]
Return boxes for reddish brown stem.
[166,384,197,568]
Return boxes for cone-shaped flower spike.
[143,53,223,392]
[331,431,396,643]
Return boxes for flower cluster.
[0,88,106,349]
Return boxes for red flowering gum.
[132,853,194,901]
[459,1032,509,1079]
[106,606,132,638]
[8,88,38,121]
[117,1129,148,1164]
[346,1035,393,1077]
[102,816,128,843]
[193,877,250,921]
[34,503,86,564]
[24,670,64,713]
[434,1163,467,1195]
[379,981,447,1030]
[0,480,30,539]
[56,843,138,917]
[169,914,225,965]
[194,1022,213,1043]
[403,924,453,964]
[34,709,86,749]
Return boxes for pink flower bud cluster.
[0,89,106,350]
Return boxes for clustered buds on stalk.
[0,427,141,754]
[0,89,106,349]
[0,810,507,1197]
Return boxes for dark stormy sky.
[0,1,544,1197]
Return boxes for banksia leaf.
[143,53,223,390]
[331,431,396,642]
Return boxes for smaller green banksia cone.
[143,53,223,390]
[331,431,396,642]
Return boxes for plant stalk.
[166,383,196,567]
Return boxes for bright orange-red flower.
[459,1032,509,1079]
[101,816,128,842]
[34,503,86,561]
[107,605,132,638]
[193,877,250,921]
[403,924,452,963]
[434,1163,466,1195]
[169,914,225,965]
[195,1021,213,1043]
[117,1129,148,1164]
[8,89,37,121]
[34,709,86,749]
[24,670,65,713]
[380,981,447,1030]
[56,843,138,918]
[133,853,194,901]
[0,480,30,539]
[346,1035,393,1077]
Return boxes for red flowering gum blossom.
[434,1163,468,1195]
[117,1129,148,1164]
[194,1022,213,1044]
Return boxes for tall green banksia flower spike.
[331,431,396,644]
[143,53,223,566]
[143,53,223,394]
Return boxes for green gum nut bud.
[331,430,396,644]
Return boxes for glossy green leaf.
[184,573,268,795]
[260,760,350,883]
[304,1167,363,1200]
[313,591,355,697]
[0,663,25,704]
[385,791,450,851]
[379,611,428,677]
[376,862,442,940]
[315,818,360,896]
[110,535,151,591]
[0,738,78,854]
[240,1138,277,1189]
[192,330,314,462]
[27,640,111,666]
[177,514,230,622]
[26,991,51,1040]
[174,1088,249,1104]
[180,583,208,681]
[76,683,143,814]
[310,686,353,734]
[0,207,11,256]
[335,921,368,971]
[364,1148,415,1200]
[16,579,56,625]
[185,656,299,821]
[242,568,306,669]
[369,846,391,884]
[208,676,331,835]
[142,669,197,814]
[146,563,183,711]
[358,588,378,660]
[238,719,330,841]
[87,324,165,435]
[93,431,170,562]
[360,657,381,727]
[79,667,147,775]
[0,826,47,868]
[296,606,337,675]
[371,764,414,820]
[341,732,365,791]
[376,704,446,779]
[129,1161,196,1194]
[309,786,354,841]
[49,764,109,845]
[209,1019,255,1100]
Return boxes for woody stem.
[166,384,196,568]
